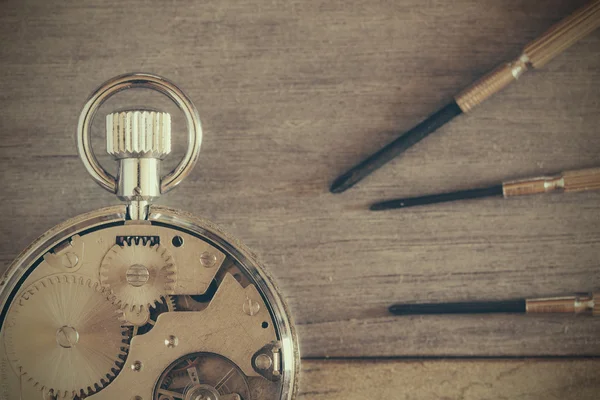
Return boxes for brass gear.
[125,295,177,336]
[3,274,128,399]
[155,352,250,400]
[100,242,176,311]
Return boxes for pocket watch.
[0,73,299,400]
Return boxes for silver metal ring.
[77,73,203,194]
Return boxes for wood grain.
[1,0,599,360]
[299,359,600,399]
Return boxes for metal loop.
[77,73,203,194]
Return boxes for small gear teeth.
[4,274,129,398]
[167,294,177,311]
[122,295,177,337]
[100,241,177,312]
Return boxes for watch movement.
[0,73,299,400]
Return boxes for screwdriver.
[330,0,600,193]
[390,293,599,316]
[370,167,600,210]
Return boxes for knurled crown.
[107,110,171,159]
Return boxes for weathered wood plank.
[299,359,600,399]
[1,0,599,357]
[298,315,600,357]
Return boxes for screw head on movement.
[61,252,79,269]
[200,252,217,268]
[243,298,260,316]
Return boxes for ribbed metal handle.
[526,293,599,316]
[524,0,600,68]
[502,167,600,197]
[563,167,600,192]
[455,0,600,112]
[455,57,529,112]
[502,175,561,197]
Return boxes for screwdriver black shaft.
[370,167,600,210]
[370,185,503,210]
[330,102,462,193]
[389,300,526,315]
[390,293,599,316]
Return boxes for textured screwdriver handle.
[455,0,600,112]
[502,167,600,197]
[455,57,529,112]
[524,0,600,68]
[502,175,560,197]
[563,167,600,192]
[526,293,599,316]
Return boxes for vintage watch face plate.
[0,206,298,400]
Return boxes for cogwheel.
[3,274,128,399]
[100,241,176,311]
[166,294,176,311]
[124,295,177,336]
[155,352,250,400]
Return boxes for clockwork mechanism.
[0,74,299,400]
[100,241,177,311]
[3,274,129,398]
[155,352,250,400]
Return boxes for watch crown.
[106,110,171,159]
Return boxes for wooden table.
[1,0,599,398]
